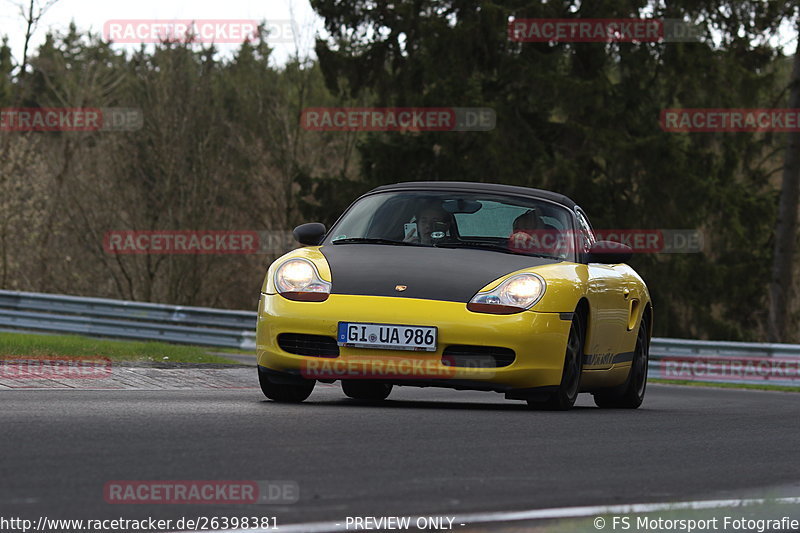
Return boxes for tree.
[13,0,60,77]
[310,0,791,339]
[769,14,800,342]
[0,24,359,308]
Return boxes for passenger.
[404,205,453,245]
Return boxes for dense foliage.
[1,1,798,340]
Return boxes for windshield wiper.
[331,237,420,246]
[434,240,560,259]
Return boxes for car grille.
[277,334,340,358]
[441,345,516,368]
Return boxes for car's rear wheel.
[341,380,393,401]
[528,311,585,411]
[258,368,315,403]
[593,320,649,409]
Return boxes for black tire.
[341,380,393,401]
[258,369,315,403]
[593,321,649,409]
[528,312,585,411]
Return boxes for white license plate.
[337,322,437,352]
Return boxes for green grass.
[651,378,800,393]
[212,347,257,355]
[0,331,239,364]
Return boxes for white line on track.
[189,496,800,533]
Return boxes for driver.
[404,204,453,245]
[508,208,546,253]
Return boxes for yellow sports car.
[257,181,652,410]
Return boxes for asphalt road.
[2,382,800,530]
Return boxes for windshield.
[326,190,575,261]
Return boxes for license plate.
[337,322,437,352]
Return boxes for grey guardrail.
[649,337,800,359]
[648,337,800,387]
[0,290,256,350]
[1,290,799,386]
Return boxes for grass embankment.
[650,378,800,392]
[0,331,238,364]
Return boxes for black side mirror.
[293,223,327,246]
[587,241,633,264]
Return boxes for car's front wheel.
[528,311,585,411]
[258,368,315,403]
[593,320,649,409]
[341,380,393,401]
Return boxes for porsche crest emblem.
[395,285,407,292]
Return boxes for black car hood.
[321,244,559,303]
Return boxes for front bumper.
[257,293,572,390]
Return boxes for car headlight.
[274,258,331,301]
[467,273,545,314]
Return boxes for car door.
[575,209,631,369]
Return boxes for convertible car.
[257,181,652,410]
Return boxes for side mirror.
[587,241,633,264]
[293,223,327,246]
